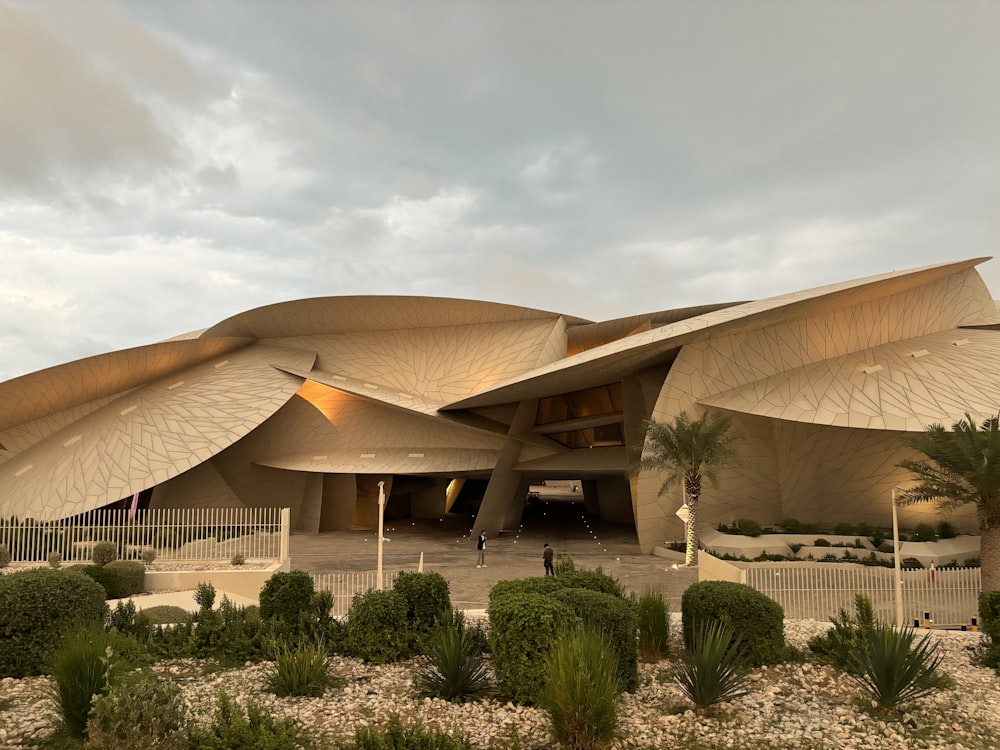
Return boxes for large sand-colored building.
[1,258,997,550]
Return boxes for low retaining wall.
[144,560,289,601]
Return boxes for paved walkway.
[288,502,697,611]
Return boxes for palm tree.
[640,411,744,566]
[897,413,1000,592]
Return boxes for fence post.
[280,507,291,563]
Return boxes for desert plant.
[910,522,938,543]
[269,640,330,697]
[674,619,751,709]
[808,593,878,673]
[91,541,117,567]
[193,581,216,610]
[936,520,958,539]
[393,571,452,632]
[141,548,157,565]
[541,628,621,750]
[681,580,785,667]
[813,538,831,547]
[413,624,491,703]
[104,561,145,598]
[231,553,245,566]
[637,589,670,662]
[47,552,62,568]
[834,522,857,536]
[346,589,410,664]
[847,624,945,709]
[259,570,314,636]
[0,543,10,568]
[84,668,187,750]
[0,568,107,678]
[735,518,763,537]
[554,554,576,575]
[551,587,638,692]
[856,522,875,537]
[345,713,472,750]
[187,691,312,749]
[48,625,129,739]
[107,599,137,634]
[554,569,627,599]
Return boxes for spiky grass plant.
[48,625,125,739]
[268,640,330,697]
[637,588,670,662]
[541,628,622,750]
[847,623,946,710]
[673,620,750,709]
[413,625,492,702]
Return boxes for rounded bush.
[488,576,561,604]
[551,587,638,691]
[104,561,146,599]
[392,571,451,632]
[346,589,410,664]
[74,564,117,599]
[92,541,118,567]
[259,570,315,633]
[487,592,578,704]
[141,547,157,565]
[736,518,763,537]
[681,580,785,668]
[551,569,626,598]
[47,552,62,568]
[0,568,107,677]
[911,523,938,543]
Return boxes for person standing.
[543,543,554,576]
[477,530,487,567]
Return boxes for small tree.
[897,413,1000,592]
[640,411,745,565]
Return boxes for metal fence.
[0,507,290,563]
[739,559,981,626]
[312,571,402,617]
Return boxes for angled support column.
[474,399,538,537]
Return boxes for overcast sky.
[1,1,999,382]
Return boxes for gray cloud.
[1,0,999,381]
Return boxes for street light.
[377,481,385,591]
[891,485,905,627]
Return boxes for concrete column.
[474,399,538,536]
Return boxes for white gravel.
[0,620,997,749]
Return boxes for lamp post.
[891,485,905,627]
[377,481,385,591]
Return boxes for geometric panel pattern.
[0,344,314,520]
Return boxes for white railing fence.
[312,571,402,617]
[731,557,982,626]
[0,507,290,564]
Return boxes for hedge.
[0,568,107,677]
[392,571,451,632]
[346,589,410,664]
[681,580,786,667]
[104,561,146,599]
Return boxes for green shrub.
[194,581,216,610]
[107,600,138,634]
[84,668,187,750]
[637,589,670,662]
[834,522,857,536]
[735,518,763,537]
[47,552,62,568]
[681,581,785,668]
[140,605,191,626]
[979,591,1000,641]
[910,523,937,543]
[808,594,877,673]
[542,628,621,750]
[778,517,806,533]
[231,553,245,566]
[269,640,330,698]
[554,554,576,575]
[847,624,945,709]
[674,620,751,709]
[902,557,924,569]
[0,543,10,568]
[488,592,578,704]
[869,530,886,548]
[936,521,957,539]
[92,541,118,567]
[187,691,312,750]
[856,522,875,537]
[393,571,452,632]
[488,576,561,604]
[194,597,265,664]
[259,570,315,636]
[104,561,145,599]
[346,589,410,664]
[345,713,472,750]
[141,548,157,565]
[551,588,638,692]
[0,568,107,677]
[413,625,491,703]
[553,569,626,599]
[813,538,831,547]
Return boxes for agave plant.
[268,639,330,697]
[413,625,492,702]
[673,619,750,709]
[847,623,945,709]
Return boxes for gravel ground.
[1,619,997,750]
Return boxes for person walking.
[543,543,554,576]
[477,530,487,567]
